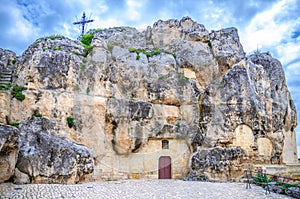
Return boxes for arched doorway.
[158,156,171,179]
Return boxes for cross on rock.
[73,12,94,35]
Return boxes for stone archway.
[233,124,254,155]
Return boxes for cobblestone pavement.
[0,180,293,199]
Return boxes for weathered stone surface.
[13,168,30,184]
[210,27,245,70]
[16,117,94,184]
[0,48,16,70]
[189,147,245,181]
[0,16,297,183]
[0,124,19,183]
[285,187,300,199]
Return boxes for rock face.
[16,117,94,184]
[0,118,94,184]
[0,124,19,183]
[0,48,16,71]
[0,16,297,183]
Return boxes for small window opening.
[162,140,169,149]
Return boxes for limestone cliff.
[0,17,297,183]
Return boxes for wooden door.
[158,156,171,179]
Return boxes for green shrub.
[153,49,161,55]
[128,47,136,53]
[179,74,189,81]
[12,58,17,64]
[81,33,93,46]
[158,75,165,79]
[72,51,81,56]
[165,50,176,59]
[35,35,65,43]
[82,44,93,57]
[11,85,26,101]
[4,84,11,90]
[208,41,212,47]
[47,35,65,40]
[66,117,74,128]
[53,47,61,51]
[86,87,90,95]
[281,183,298,191]
[253,172,270,184]
[11,85,26,93]
[136,54,140,60]
[128,48,165,60]
[107,44,114,52]
[82,50,88,57]
[82,44,93,50]
[34,113,43,117]
[15,93,25,101]
[11,122,19,128]
[79,33,94,57]
[172,53,176,59]
[42,47,48,51]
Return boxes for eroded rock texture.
[16,117,94,184]
[0,124,19,183]
[0,17,297,182]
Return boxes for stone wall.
[93,138,190,180]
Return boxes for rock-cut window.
[162,140,169,149]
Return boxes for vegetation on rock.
[35,35,66,43]
[128,48,176,60]
[33,113,43,118]
[66,117,74,128]
[11,85,26,101]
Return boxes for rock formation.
[0,124,19,183]
[0,16,297,183]
[0,117,94,184]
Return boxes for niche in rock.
[233,124,254,155]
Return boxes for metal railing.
[244,168,300,195]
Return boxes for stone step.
[1,70,12,73]
[0,81,11,85]
[0,71,12,75]
[0,78,11,82]
[0,67,14,86]
[1,73,12,77]
[0,77,11,81]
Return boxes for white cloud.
[276,39,300,66]
[93,17,124,29]
[7,8,35,40]
[241,0,298,53]
[126,0,146,21]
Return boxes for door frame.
[158,156,172,179]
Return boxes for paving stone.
[0,180,294,199]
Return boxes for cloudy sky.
[0,0,300,157]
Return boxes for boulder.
[0,124,19,183]
[16,117,94,184]
[285,186,300,199]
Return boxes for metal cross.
[73,12,94,35]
